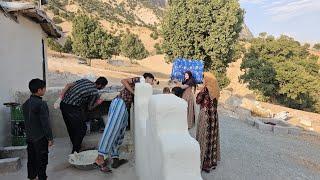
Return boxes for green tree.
[161,0,244,87]
[241,34,320,112]
[53,16,63,24]
[150,31,159,40]
[88,27,115,60]
[303,43,311,49]
[72,14,99,59]
[72,14,118,61]
[52,8,59,16]
[313,43,320,50]
[111,36,121,58]
[259,32,267,38]
[63,36,73,53]
[47,38,63,55]
[120,33,149,60]
[154,43,163,54]
[232,42,246,61]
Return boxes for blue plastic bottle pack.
[171,58,204,84]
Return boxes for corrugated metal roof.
[0,2,62,38]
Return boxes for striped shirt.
[62,79,99,109]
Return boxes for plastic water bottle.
[140,76,145,83]
[86,122,91,134]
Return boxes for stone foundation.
[0,157,21,173]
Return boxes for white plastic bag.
[140,76,145,83]
[81,73,96,82]
[53,97,62,109]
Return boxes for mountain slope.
[9,0,252,52]
[240,23,254,40]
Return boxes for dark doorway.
[42,39,46,82]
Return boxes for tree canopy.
[120,33,149,60]
[241,34,320,113]
[72,14,119,60]
[314,43,320,50]
[161,0,244,87]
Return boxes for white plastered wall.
[0,12,47,146]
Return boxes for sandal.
[112,158,128,169]
[93,161,112,173]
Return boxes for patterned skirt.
[196,108,220,170]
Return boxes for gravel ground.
[2,108,320,180]
[2,137,137,180]
[202,110,320,180]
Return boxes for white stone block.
[246,117,255,126]
[255,120,273,132]
[273,126,289,135]
[147,94,202,180]
[148,94,189,134]
[288,127,302,136]
[0,146,27,159]
[134,83,153,180]
[159,134,202,180]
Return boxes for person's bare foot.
[94,155,112,173]
[95,155,105,166]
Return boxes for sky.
[239,0,320,44]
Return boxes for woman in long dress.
[196,72,220,173]
[181,71,196,129]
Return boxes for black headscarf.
[182,71,196,88]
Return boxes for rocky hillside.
[43,0,164,53]
[9,0,252,50]
[240,23,254,40]
[150,0,167,7]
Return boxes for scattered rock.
[300,119,312,127]
[274,111,289,121]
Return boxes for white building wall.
[0,12,47,146]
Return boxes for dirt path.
[47,53,171,88]
[3,109,320,180]
[2,137,137,180]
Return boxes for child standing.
[22,79,53,180]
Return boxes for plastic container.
[4,103,26,146]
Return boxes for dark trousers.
[60,102,87,153]
[126,108,131,130]
[27,137,48,180]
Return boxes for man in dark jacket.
[22,79,53,180]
